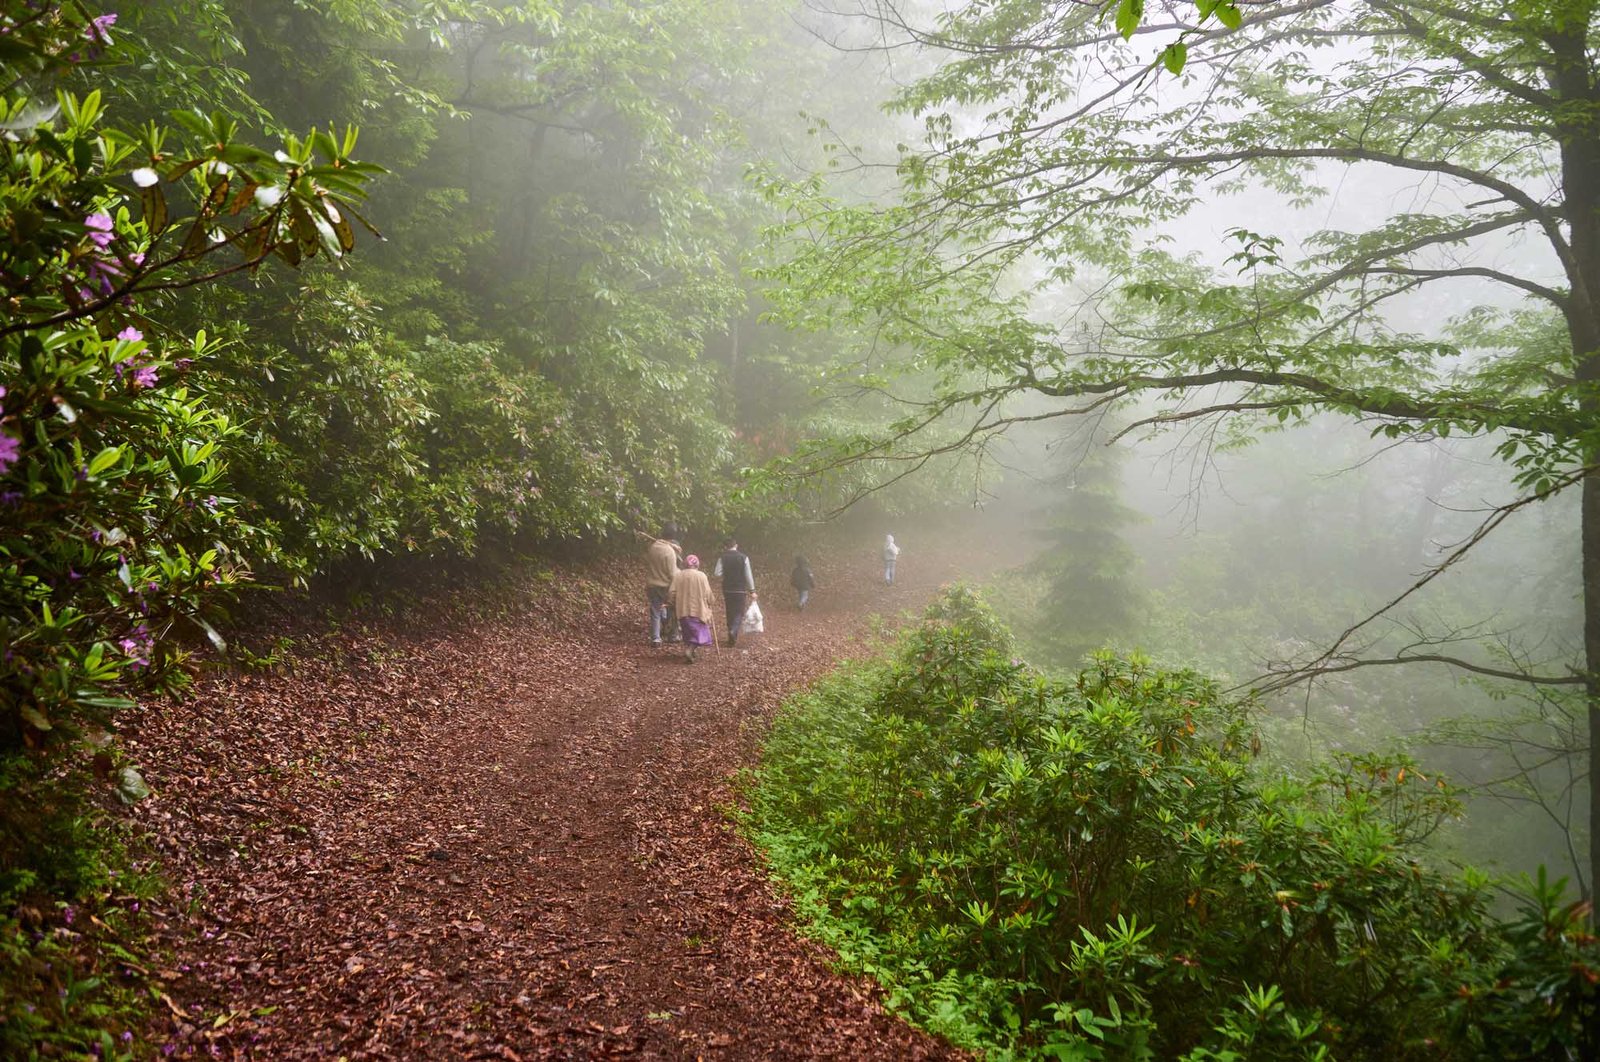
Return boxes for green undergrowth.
[0,754,157,1060]
[744,586,1599,1060]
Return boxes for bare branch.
[1247,464,1598,696]
[1267,651,1585,687]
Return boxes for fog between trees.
[761,0,1592,897]
[4,0,1587,897]
[2,1,1596,1049]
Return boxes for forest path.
[131,536,977,1060]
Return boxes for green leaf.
[140,181,169,233]
[193,615,228,652]
[1114,0,1143,39]
[87,445,124,477]
[75,694,137,710]
[1162,41,1187,74]
[1215,3,1243,29]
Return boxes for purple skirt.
[680,616,714,646]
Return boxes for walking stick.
[709,608,721,654]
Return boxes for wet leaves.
[128,550,966,1058]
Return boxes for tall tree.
[95,0,793,567]
[1033,424,1144,664]
[763,1,1600,895]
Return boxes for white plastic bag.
[741,599,765,634]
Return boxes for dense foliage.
[1,5,378,749]
[0,5,387,1052]
[760,0,1600,898]
[0,756,154,1060]
[749,588,1600,1059]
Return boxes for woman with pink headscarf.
[668,554,716,663]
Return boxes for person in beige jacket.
[668,555,716,663]
[645,523,682,647]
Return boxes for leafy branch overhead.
[763,0,1595,566]
[759,0,1600,896]
[1110,0,1245,73]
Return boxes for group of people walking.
[643,525,903,664]
[643,524,763,663]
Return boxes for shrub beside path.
[127,542,974,1059]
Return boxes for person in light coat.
[644,523,682,647]
[882,533,900,586]
[669,555,716,663]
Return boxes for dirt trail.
[129,541,973,1059]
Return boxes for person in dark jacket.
[790,555,815,610]
[713,536,756,647]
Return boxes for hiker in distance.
[669,555,716,663]
[883,533,900,586]
[713,536,756,648]
[645,523,683,647]
[790,555,815,611]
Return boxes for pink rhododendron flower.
[85,213,114,248]
[0,432,19,475]
[117,326,143,342]
[86,258,121,294]
[86,13,117,40]
[131,364,158,389]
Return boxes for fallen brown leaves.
[124,544,973,1059]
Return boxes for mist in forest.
[957,415,1582,883]
[753,4,1587,888]
[9,0,1600,1053]
[116,0,1582,888]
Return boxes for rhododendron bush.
[0,3,377,749]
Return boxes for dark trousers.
[723,591,749,644]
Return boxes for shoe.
[650,639,662,648]
[685,647,697,663]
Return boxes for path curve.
[129,543,971,1059]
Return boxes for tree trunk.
[1551,19,1600,902]
[1562,196,1598,906]
[1583,477,1599,902]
